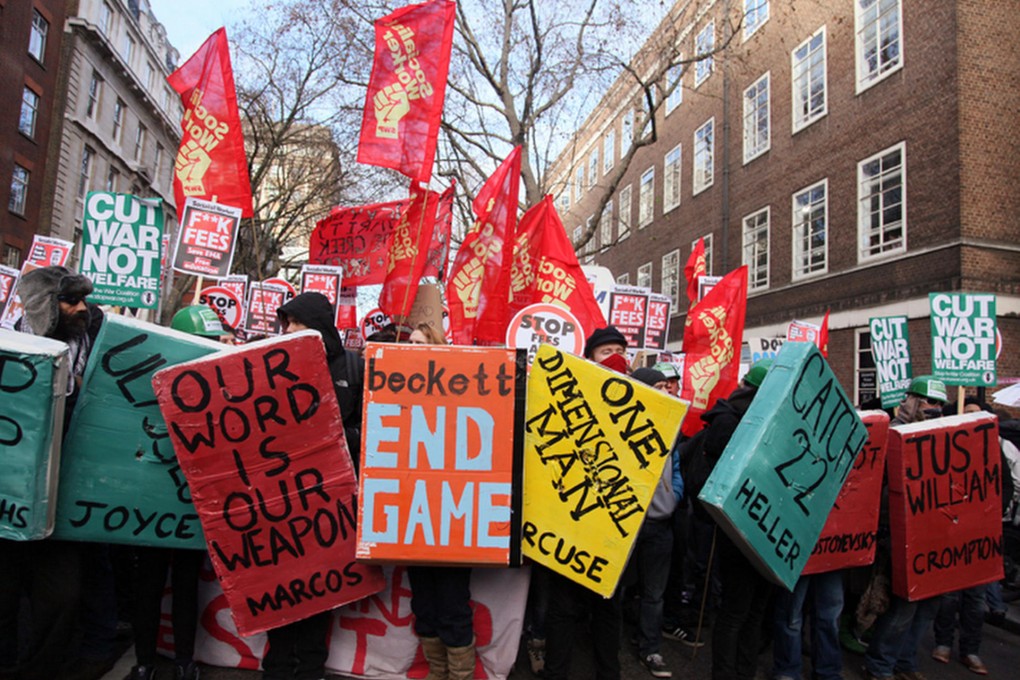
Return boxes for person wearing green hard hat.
[742,357,773,389]
[653,361,682,397]
[170,304,234,340]
[895,374,948,425]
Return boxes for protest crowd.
[2,3,1018,680]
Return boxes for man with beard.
[1,266,106,680]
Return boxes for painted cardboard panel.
[887,412,1003,601]
[523,345,687,597]
[802,411,889,575]
[0,330,69,540]
[698,342,867,590]
[53,315,222,547]
[357,344,526,566]
[153,332,385,635]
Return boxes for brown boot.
[420,636,448,680]
[446,638,476,680]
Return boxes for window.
[112,98,125,141]
[19,87,40,138]
[618,185,632,241]
[792,179,828,279]
[622,109,634,155]
[603,130,615,174]
[616,272,630,285]
[665,63,683,114]
[695,22,714,87]
[86,71,102,119]
[743,73,770,162]
[588,151,599,190]
[744,0,769,40]
[4,245,21,268]
[662,249,680,309]
[134,124,147,160]
[792,27,827,132]
[558,190,570,213]
[162,87,172,109]
[122,34,136,64]
[9,165,30,215]
[575,166,584,202]
[856,329,878,406]
[78,146,95,198]
[695,234,714,275]
[600,201,613,249]
[693,118,714,194]
[856,0,902,92]
[638,167,655,227]
[100,2,115,35]
[146,62,157,90]
[105,165,120,192]
[663,145,681,212]
[572,225,582,247]
[637,262,652,290]
[29,11,49,63]
[742,207,770,290]
[584,216,595,263]
[155,144,164,178]
[858,142,905,260]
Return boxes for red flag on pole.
[680,265,748,437]
[424,182,455,281]
[509,196,607,338]
[819,308,830,358]
[379,183,441,318]
[357,0,455,184]
[167,29,253,217]
[684,237,707,311]
[447,147,522,345]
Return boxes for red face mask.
[599,353,630,375]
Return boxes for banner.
[523,346,687,596]
[680,266,748,437]
[167,28,254,217]
[26,234,74,267]
[171,198,242,278]
[358,344,525,565]
[447,147,522,345]
[301,264,344,327]
[0,330,69,540]
[644,293,671,351]
[309,200,408,286]
[508,197,607,340]
[52,316,222,547]
[506,304,584,367]
[698,341,867,589]
[746,337,785,364]
[80,192,164,308]
[243,282,286,336]
[888,412,1003,600]
[357,0,456,184]
[802,410,889,575]
[379,184,439,318]
[153,333,386,635]
[930,292,997,387]
[869,315,912,408]
[608,285,650,349]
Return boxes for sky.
[148,0,249,60]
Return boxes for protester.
[652,361,681,397]
[119,305,232,680]
[543,326,630,680]
[771,571,844,680]
[703,359,774,680]
[861,376,947,680]
[625,368,684,678]
[260,292,364,680]
[408,322,445,345]
[1,266,105,680]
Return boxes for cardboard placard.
[0,265,19,312]
[523,345,687,596]
[802,410,889,575]
[870,315,912,408]
[930,293,997,387]
[0,330,69,540]
[357,344,526,565]
[52,316,223,547]
[300,264,344,327]
[400,283,445,337]
[746,336,785,364]
[608,285,649,348]
[199,286,244,330]
[887,412,1003,600]
[643,293,671,351]
[26,234,74,267]
[698,342,867,589]
[153,333,385,635]
[171,198,242,278]
[0,262,40,330]
[506,303,584,367]
[244,282,287,336]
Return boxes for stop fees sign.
[506,303,583,366]
[199,286,242,329]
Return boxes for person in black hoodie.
[260,292,364,680]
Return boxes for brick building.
[550,0,1020,404]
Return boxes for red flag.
[447,147,522,345]
[167,29,253,217]
[357,0,455,184]
[379,183,440,317]
[680,266,748,437]
[819,308,830,358]
[424,182,455,280]
[684,237,706,310]
[509,196,607,338]
[308,200,409,286]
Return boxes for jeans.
[933,586,986,656]
[985,580,1006,614]
[544,570,622,680]
[407,566,474,647]
[772,571,844,680]
[712,537,774,680]
[132,547,203,666]
[863,595,939,677]
[626,518,673,657]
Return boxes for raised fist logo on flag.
[687,305,733,409]
[175,139,213,195]
[374,83,410,139]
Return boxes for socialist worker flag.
[819,308,830,358]
[425,182,455,281]
[684,237,707,310]
[167,29,253,217]
[379,183,441,317]
[680,265,748,437]
[447,146,522,345]
[358,0,455,184]
[509,196,607,338]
